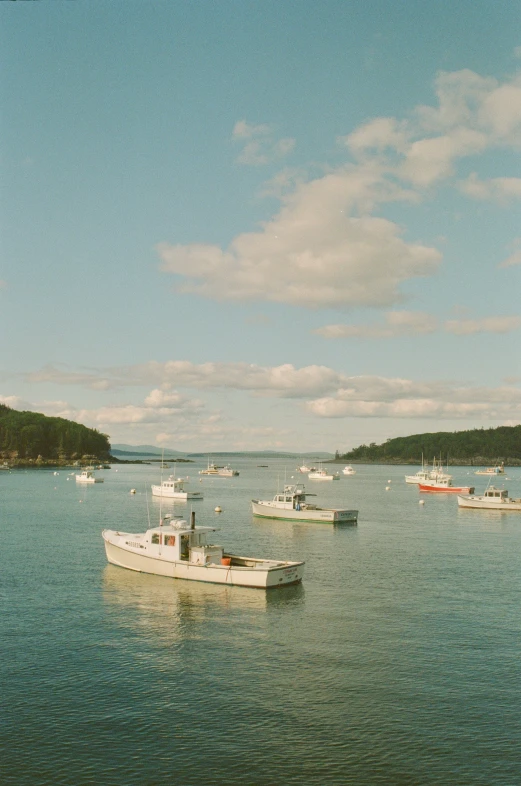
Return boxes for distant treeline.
[338,425,521,464]
[0,404,111,462]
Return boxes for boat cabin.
[139,517,224,565]
[482,487,508,500]
[271,485,308,510]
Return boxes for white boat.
[0,462,10,471]
[151,475,203,500]
[405,456,451,485]
[102,513,304,589]
[252,483,357,524]
[342,465,356,475]
[475,463,505,476]
[199,461,239,477]
[297,464,316,474]
[457,486,521,510]
[75,469,104,483]
[308,468,340,481]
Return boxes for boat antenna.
[145,486,151,528]
[159,449,164,525]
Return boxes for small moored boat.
[342,465,356,475]
[102,513,304,589]
[199,461,239,477]
[405,456,451,485]
[419,477,474,494]
[252,483,357,524]
[76,469,104,483]
[475,463,505,476]
[151,475,203,500]
[457,486,521,510]
[308,468,340,481]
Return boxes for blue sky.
[1,1,521,452]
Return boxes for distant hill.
[337,425,521,465]
[112,444,334,459]
[0,404,111,465]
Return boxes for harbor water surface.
[2,459,521,785]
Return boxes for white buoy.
[130,488,136,494]
[214,506,222,513]
[419,499,425,505]
[388,480,391,483]
[385,486,391,491]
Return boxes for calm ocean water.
[2,459,521,785]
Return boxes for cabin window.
[165,535,176,546]
[180,534,190,560]
[151,533,160,544]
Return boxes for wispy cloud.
[499,238,521,268]
[17,361,521,427]
[458,172,521,202]
[315,311,438,339]
[444,316,521,335]
[232,120,295,166]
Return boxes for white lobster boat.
[405,457,451,485]
[76,469,103,483]
[342,465,356,475]
[308,468,340,481]
[252,483,358,524]
[199,461,239,477]
[457,487,521,511]
[102,513,304,589]
[151,475,203,500]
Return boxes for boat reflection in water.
[102,563,304,641]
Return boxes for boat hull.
[251,500,357,523]
[103,537,303,589]
[457,496,521,510]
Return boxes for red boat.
[419,478,475,493]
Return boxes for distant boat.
[405,455,451,485]
[0,462,10,471]
[297,464,316,473]
[342,465,356,475]
[102,513,304,588]
[308,467,340,481]
[151,475,203,500]
[475,462,505,476]
[76,469,103,484]
[199,460,239,477]
[252,483,357,524]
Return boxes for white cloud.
[159,66,521,310]
[341,117,409,156]
[158,167,440,309]
[315,310,438,339]
[444,316,521,335]
[458,172,521,201]
[399,128,488,186]
[232,119,295,166]
[307,377,521,420]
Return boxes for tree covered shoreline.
[334,425,521,465]
[0,404,113,467]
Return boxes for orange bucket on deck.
[221,557,232,566]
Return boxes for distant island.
[0,404,114,467]
[334,425,521,466]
